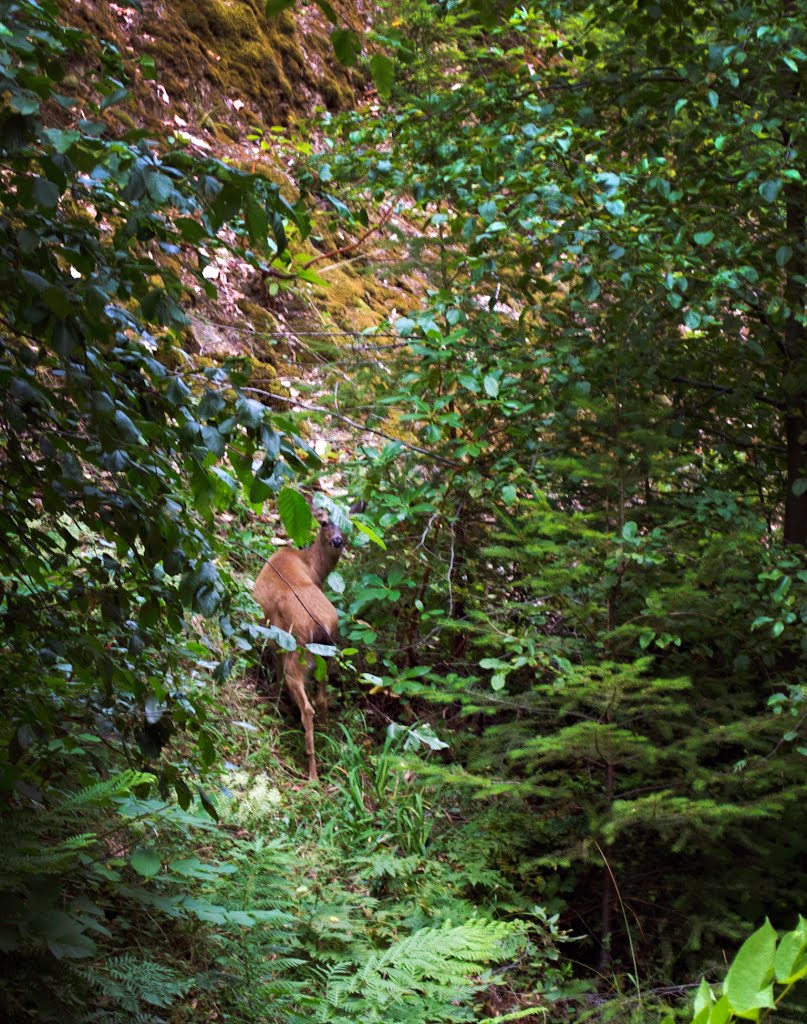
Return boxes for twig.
[241,384,463,468]
[302,200,397,269]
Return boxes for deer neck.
[302,542,340,586]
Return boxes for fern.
[318,920,524,1023]
[1,771,158,885]
[78,954,194,1013]
[355,851,422,880]
[60,771,157,811]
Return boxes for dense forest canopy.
[2,0,807,1021]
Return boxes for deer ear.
[302,489,328,522]
[349,500,366,515]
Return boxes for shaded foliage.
[310,0,807,981]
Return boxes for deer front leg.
[283,654,319,781]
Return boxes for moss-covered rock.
[236,299,280,366]
[155,346,290,410]
[64,0,358,133]
[245,355,289,408]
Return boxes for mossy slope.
[65,0,357,131]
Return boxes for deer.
[252,499,365,781]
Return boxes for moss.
[236,299,280,366]
[161,349,289,410]
[61,0,358,136]
[246,356,289,408]
[220,123,243,143]
[106,108,139,132]
[313,266,397,332]
[139,0,356,126]
[154,338,189,372]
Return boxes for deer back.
[253,546,339,646]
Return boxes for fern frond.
[320,919,524,1022]
[61,770,156,810]
[78,953,193,1013]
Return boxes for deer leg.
[313,675,328,723]
[283,655,319,781]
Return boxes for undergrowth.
[194,724,572,1023]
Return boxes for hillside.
[3,1,807,1023]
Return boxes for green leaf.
[595,171,620,195]
[176,217,207,243]
[38,910,96,959]
[306,643,338,657]
[708,996,732,1024]
[200,425,225,458]
[32,176,60,209]
[44,285,72,317]
[197,729,216,766]
[394,316,416,337]
[278,487,313,546]
[236,396,266,428]
[100,85,130,110]
[9,90,40,115]
[21,269,48,292]
[327,570,345,593]
[693,977,715,1016]
[139,54,157,79]
[144,169,174,203]
[792,479,807,496]
[352,518,387,549]
[605,199,625,217]
[694,231,714,246]
[323,192,352,219]
[724,918,777,1017]
[776,245,793,267]
[369,53,394,98]
[266,0,295,14]
[42,128,80,153]
[261,623,297,651]
[197,787,219,821]
[483,374,500,398]
[113,409,144,444]
[398,722,450,751]
[759,180,781,203]
[130,846,162,878]
[773,917,807,983]
[684,310,701,330]
[245,194,268,243]
[478,199,497,222]
[331,28,361,67]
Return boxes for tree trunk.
[597,761,615,974]
[780,0,807,542]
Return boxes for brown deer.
[252,499,365,780]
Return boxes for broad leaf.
[352,518,386,549]
[724,919,777,1017]
[369,53,394,98]
[130,846,162,878]
[278,487,313,547]
[331,27,361,67]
